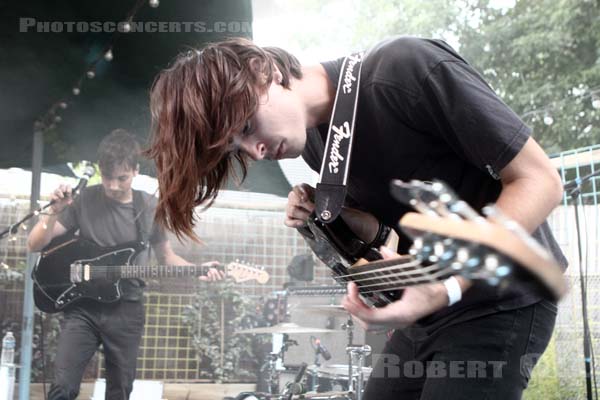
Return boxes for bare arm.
[495,137,564,233]
[152,240,225,281]
[27,184,72,252]
[343,137,561,329]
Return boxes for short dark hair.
[98,129,140,176]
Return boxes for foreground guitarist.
[145,37,568,399]
[27,130,223,400]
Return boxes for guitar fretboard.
[90,265,213,280]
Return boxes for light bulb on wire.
[73,87,80,95]
[592,97,600,110]
[104,49,113,61]
[149,0,159,7]
[543,114,554,126]
[86,70,95,79]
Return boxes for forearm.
[27,215,58,251]
[495,174,563,234]
[340,207,380,244]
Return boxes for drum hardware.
[346,345,371,400]
[235,322,343,335]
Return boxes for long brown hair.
[145,38,301,241]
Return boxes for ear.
[273,66,283,85]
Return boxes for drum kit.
[233,304,372,400]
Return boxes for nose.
[107,179,119,191]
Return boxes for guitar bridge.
[70,263,83,283]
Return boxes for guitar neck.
[347,256,450,296]
[91,264,216,280]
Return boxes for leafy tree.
[457,0,600,152]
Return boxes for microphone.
[563,169,600,192]
[314,338,332,361]
[72,163,96,196]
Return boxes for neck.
[295,64,335,128]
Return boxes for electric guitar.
[32,236,270,313]
[298,179,567,307]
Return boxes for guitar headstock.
[390,179,567,300]
[226,261,270,284]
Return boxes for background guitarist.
[144,37,568,399]
[27,129,224,400]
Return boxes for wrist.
[443,276,463,306]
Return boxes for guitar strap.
[131,189,150,249]
[315,51,364,224]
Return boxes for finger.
[298,183,315,201]
[198,276,209,281]
[286,206,312,222]
[292,185,308,202]
[284,218,306,228]
[379,246,402,260]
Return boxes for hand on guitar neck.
[342,246,472,331]
[197,260,226,282]
[285,183,380,244]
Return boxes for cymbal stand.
[341,316,354,391]
[346,345,371,400]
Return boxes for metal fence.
[1,144,600,395]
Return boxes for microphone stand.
[0,200,57,240]
[565,169,600,400]
[1,164,95,241]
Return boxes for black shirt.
[302,36,567,329]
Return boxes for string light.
[34,0,159,132]
[543,114,554,126]
[592,96,600,110]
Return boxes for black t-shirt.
[58,184,167,300]
[302,36,568,329]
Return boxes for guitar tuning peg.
[496,265,511,278]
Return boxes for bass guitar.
[32,236,269,313]
[297,179,567,308]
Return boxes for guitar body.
[298,214,403,308]
[32,234,145,313]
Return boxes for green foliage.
[456,0,600,152]
[182,280,268,382]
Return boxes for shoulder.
[77,184,103,205]
[134,189,159,210]
[361,36,467,96]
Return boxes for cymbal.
[292,305,350,317]
[235,322,342,335]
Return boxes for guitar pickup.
[70,263,83,283]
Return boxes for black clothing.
[364,300,557,400]
[50,185,166,400]
[301,36,566,398]
[48,301,145,400]
[302,36,567,326]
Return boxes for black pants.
[364,300,557,400]
[48,300,145,400]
